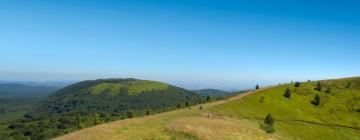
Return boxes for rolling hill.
[0,78,204,140]
[193,89,247,99]
[54,77,360,140]
[0,83,60,99]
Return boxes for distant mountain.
[1,78,204,140]
[0,83,61,99]
[193,88,239,99]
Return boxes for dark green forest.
[0,79,207,140]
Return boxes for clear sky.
[0,0,359,90]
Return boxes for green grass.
[89,80,169,96]
[210,77,360,140]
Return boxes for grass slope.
[89,80,169,96]
[210,77,360,140]
[55,92,280,140]
[55,77,360,140]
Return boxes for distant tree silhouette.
[127,108,135,118]
[315,81,322,91]
[311,94,320,106]
[283,88,291,98]
[255,84,260,90]
[261,113,275,133]
[294,81,301,87]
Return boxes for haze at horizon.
[1,0,359,89]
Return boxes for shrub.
[206,95,212,102]
[145,106,151,115]
[127,108,134,118]
[294,81,301,87]
[283,88,291,98]
[261,113,275,133]
[311,94,320,106]
[259,96,264,103]
[315,82,322,91]
[345,83,352,88]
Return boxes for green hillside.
[0,78,204,140]
[54,77,359,140]
[210,77,360,139]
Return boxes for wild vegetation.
[55,77,359,140]
[0,79,204,140]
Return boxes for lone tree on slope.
[261,113,275,133]
[294,81,301,87]
[283,88,291,98]
[311,94,321,106]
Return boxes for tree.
[294,81,301,87]
[185,101,190,107]
[311,94,320,106]
[255,84,260,90]
[283,88,291,98]
[206,95,212,102]
[261,113,275,133]
[76,114,85,129]
[93,112,101,125]
[145,106,151,115]
[264,113,274,125]
[315,81,322,91]
[127,108,135,118]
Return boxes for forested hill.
[0,78,204,140]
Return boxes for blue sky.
[0,0,359,90]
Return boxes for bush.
[294,82,301,87]
[315,82,322,91]
[206,95,212,102]
[145,106,151,115]
[261,113,275,133]
[283,88,291,98]
[311,94,320,106]
[127,108,134,118]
